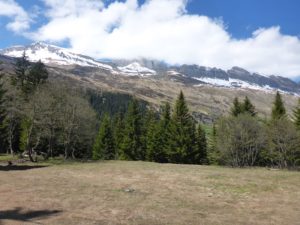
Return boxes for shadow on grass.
[0,207,62,223]
[0,165,48,171]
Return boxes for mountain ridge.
[0,42,299,95]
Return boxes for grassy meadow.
[0,158,299,225]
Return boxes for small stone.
[123,188,135,193]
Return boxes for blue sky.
[0,0,300,78]
[187,0,300,38]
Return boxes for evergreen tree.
[93,114,115,160]
[157,102,172,163]
[146,103,172,163]
[194,124,208,164]
[145,110,160,162]
[120,99,143,160]
[207,123,219,164]
[0,71,7,152]
[231,97,242,117]
[293,99,300,130]
[28,60,48,88]
[169,91,196,164]
[242,96,256,116]
[112,111,124,158]
[13,54,48,94]
[271,91,286,120]
[13,51,30,89]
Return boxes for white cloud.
[0,0,31,32]
[26,0,300,78]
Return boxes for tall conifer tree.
[13,51,30,89]
[0,71,7,152]
[170,91,196,164]
[120,99,143,160]
[231,97,242,117]
[113,111,124,158]
[242,96,256,116]
[195,124,208,164]
[93,114,115,160]
[293,99,300,130]
[271,91,286,120]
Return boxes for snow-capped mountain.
[118,62,157,76]
[0,42,299,94]
[0,42,113,71]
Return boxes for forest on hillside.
[0,54,300,169]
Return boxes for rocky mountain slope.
[1,42,299,95]
[0,42,299,122]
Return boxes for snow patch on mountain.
[118,62,157,76]
[193,77,275,92]
[0,42,113,70]
[167,70,186,77]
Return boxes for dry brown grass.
[0,161,300,225]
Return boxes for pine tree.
[0,71,7,152]
[170,91,196,164]
[28,60,48,87]
[292,98,300,130]
[146,103,171,163]
[93,114,115,160]
[231,97,242,117]
[271,91,286,120]
[13,54,48,94]
[13,51,30,88]
[207,122,220,165]
[120,99,143,160]
[112,111,124,158]
[242,96,256,116]
[157,102,172,163]
[145,110,160,161]
[194,124,208,164]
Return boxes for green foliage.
[13,53,48,95]
[146,103,171,163]
[231,97,242,117]
[216,114,266,167]
[271,91,286,120]
[231,96,256,117]
[27,60,48,87]
[195,124,208,164]
[242,96,256,116]
[207,123,219,164]
[145,110,160,161]
[169,91,196,164]
[112,112,125,158]
[89,91,148,118]
[292,98,300,130]
[93,114,115,160]
[12,51,30,88]
[0,71,7,151]
[266,118,300,168]
[19,118,31,152]
[120,99,144,160]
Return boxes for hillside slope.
[0,43,299,122]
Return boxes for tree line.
[212,93,300,169]
[0,54,97,161]
[0,54,299,168]
[93,91,208,164]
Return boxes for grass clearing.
[0,160,300,224]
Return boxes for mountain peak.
[118,62,157,76]
[0,42,113,70]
